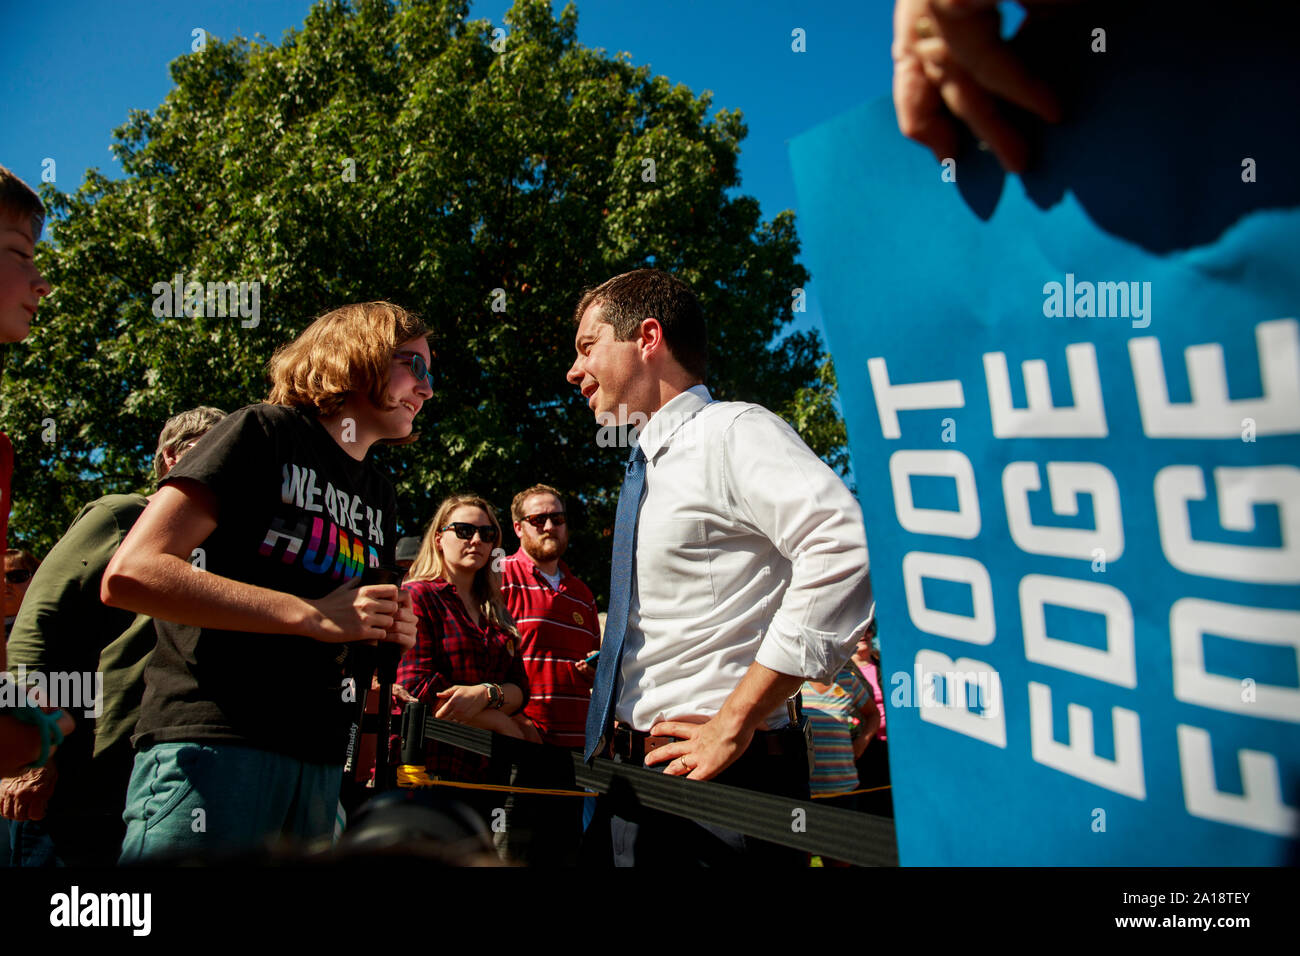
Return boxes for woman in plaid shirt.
[396,495,539,794]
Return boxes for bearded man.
[497,484,600,864]
[500,484,600,748]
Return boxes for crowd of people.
[0,161,891,867]
[16,0,1039,863]
[1,0,1131,868]
[3,0,1287,874]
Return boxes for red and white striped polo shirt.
[500,549,601,749]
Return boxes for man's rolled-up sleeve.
[722,409,873,682]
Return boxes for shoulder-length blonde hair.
[265,301,429,442]
[406,494,517,637]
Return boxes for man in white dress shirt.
[568,268,872,866]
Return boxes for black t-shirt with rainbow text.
[133,403,397,764]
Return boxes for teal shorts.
[120,742,341,864]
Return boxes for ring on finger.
[914,14,936,39]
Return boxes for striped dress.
[802,664,874,796]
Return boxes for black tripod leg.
[373,641,404,791]
[343,642,378,779]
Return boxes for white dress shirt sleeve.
[719,407,873,682]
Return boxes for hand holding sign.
[892,0,1064,171]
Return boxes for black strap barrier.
[396,700,899,867]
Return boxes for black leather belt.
[610,721,800,766]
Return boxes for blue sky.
[1,0,896,352]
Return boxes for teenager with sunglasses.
[396,495,540,816]
[103,301,429,862]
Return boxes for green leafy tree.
[1,0,847,601]
[787,355,852,489]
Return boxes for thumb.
[434,688,453,698]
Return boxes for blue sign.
[791,88,1300,865]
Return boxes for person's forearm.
[713,662,805,737]
[0,718,37,776]
[0,717,60,777]
[501,682,524,716]
[102,551,320,639]
[403,668,444,702]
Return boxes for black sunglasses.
[5,568,33,584]
[396,350,434,390]
[440,522,499,543]
[521,512,566,530]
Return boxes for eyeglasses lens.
[410,353,433,389]
[524,513,566,529]
[445,522,497,543]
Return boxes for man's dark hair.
[572,269,707,380]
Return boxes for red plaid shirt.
[500,550,601,748]
[396,578,529,783]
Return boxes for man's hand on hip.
[644,713,753,781]
[643,661,806,780]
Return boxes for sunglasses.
[396,350,434,390]
[521,512,566,530]
[440,522,499,543]
[5,569,33,584]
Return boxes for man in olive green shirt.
[0,407,224,865]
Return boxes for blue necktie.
[584,440,647,761]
